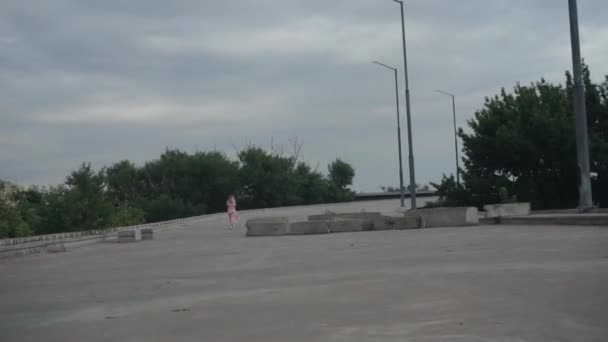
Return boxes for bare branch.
[288,137,304,170]
[231,143,240,156]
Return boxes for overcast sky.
[1,0,607,191]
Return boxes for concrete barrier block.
[337,212,382,219]
[246,217,289,237]
[465,207,478,225]
[395,216,421,230]
[308,212,382,221]
[411,207,479,228]
[141,228,154,240]
[372,215,420,230]
[390,216,420,230]
[483,202,531,218]
[289,221,330,235]
[371,217,394,231]
[328,219,373,233]
[46,243,67,253]
[117,229,142,243]
[308,214,336,221]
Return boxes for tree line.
[0,146,355,238]
[432,63,608,210]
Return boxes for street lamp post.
[393,0,417,209]
[373,61,406,208]
[436,90,460,185]
[568,0,593,209]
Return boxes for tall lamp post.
[392,0,417,209]
[436,90,460,185]
[373,61,406,208]
[568,0,593,209]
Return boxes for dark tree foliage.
[432,63,608,209]
[0,146,356,238]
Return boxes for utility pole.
[373,61,406,208]
[436,90,460,185]
[568,0,593,209]
[393,0,417,209]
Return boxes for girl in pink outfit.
[226,194,240,229]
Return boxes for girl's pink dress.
[227,199,240,224]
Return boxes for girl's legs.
[228,213,236,229]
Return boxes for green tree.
[238,146,300,208]
[134,149,240,221]
[461,80,578,209]
[139,194,187,222]
[64,163,114,230]
[0,187,32,238]
[328,159,354,190]
[237,146,356,208]
[436,63,608,209]
[1,145,358,238]
[27,185,73,234]
[294,163,330,205]
[104,160,140,203]
[107,205,145,227]
[188,151,240,213]
[327,159,355,202]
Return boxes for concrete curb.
[483,203,531,218]
[409,207,479,228]
[498,214,608,226]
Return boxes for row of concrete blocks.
[246,216,416,237]
[117,228,154,243]
[246,207,481,237]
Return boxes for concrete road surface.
[1,199,608,341]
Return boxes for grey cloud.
[1,0,607,191]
